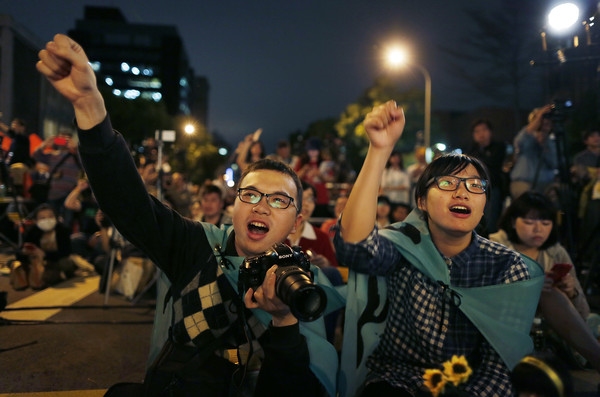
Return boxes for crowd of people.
[0,33,598,396]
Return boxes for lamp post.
[385,47,432,148]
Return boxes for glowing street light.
[184,123,195,135]
[547,3,580,34]
[385,46,432,149]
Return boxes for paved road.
[0,273,155,394]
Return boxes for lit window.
[105,77,114,86]
[124,89,141,99]
[131,67,140,75]
[121,62,130,72]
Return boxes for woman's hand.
[555,272,577,299]
[363,100,405,151]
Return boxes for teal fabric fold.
[201,223,343,397]
[338,209,544,397]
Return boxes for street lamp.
[184,123,195,135]
[385,46,432,149]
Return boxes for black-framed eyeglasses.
[237,187,297,210]
[428,176,488,194]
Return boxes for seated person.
[64,178,101,263]
[196,183,232,226]
[391,202,411,223]
[320,194,348,242]
[16,204,76,289]
[335,101,543,396]
[287,181,339,269]
[490,191,600,373]
[287,181,343,343]
[375,195,391,228]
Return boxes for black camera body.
[239,243,327,322]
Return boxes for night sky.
[1,0,545,151]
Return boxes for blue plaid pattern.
[334,225,529,396]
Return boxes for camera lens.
[275,267,327,322]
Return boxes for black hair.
[33,204,57,219]
[245,140,265,163]
[12,118,26,128]
[240,158,303,212]
[377,195,392,207]
[512,353,573,397]
[385,150,405,170]
[414,154,491,205]
[201,184,224,200]
[276,140,290,149]
[301,180,317,199]
[470,118,493,133]
[497,191,558,249]
[582,129,600,141]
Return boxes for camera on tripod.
[238,243,327,322]
[543,99,573,122]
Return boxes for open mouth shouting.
[247,220,270,239]
[449,205,472,216]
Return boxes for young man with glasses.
[334,101,544,396]
[37,34,337,397]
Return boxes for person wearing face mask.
[16,204,76,289]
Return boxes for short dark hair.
[385,150,404,170]
[277,140,290,149]
[414,154,491,205]
[201,184,223,199]
[582,129,600,141]
[497,191,558,249]
[301,180,316,199]
[470,118,493,133]
[12,118,26,128]
[239,158,303,212]
[33,203,57,219]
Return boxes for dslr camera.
[238,243,327,322]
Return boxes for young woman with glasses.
[334,100,543,397]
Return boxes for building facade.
[68,6,208,126]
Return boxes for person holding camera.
[334,101,544,396]
[36,34,338,396]
[509,105,558,199]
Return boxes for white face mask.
[37,218,57,232]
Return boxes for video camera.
[238,243,327,322]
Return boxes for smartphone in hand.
[550,263,572,283]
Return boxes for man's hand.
[244,265,298,327]
[363,100,405,151]
[36,34,106,129]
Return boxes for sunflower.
[423,368,447,397]
[442,355,473,386]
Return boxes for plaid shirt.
[334,225,529,396]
